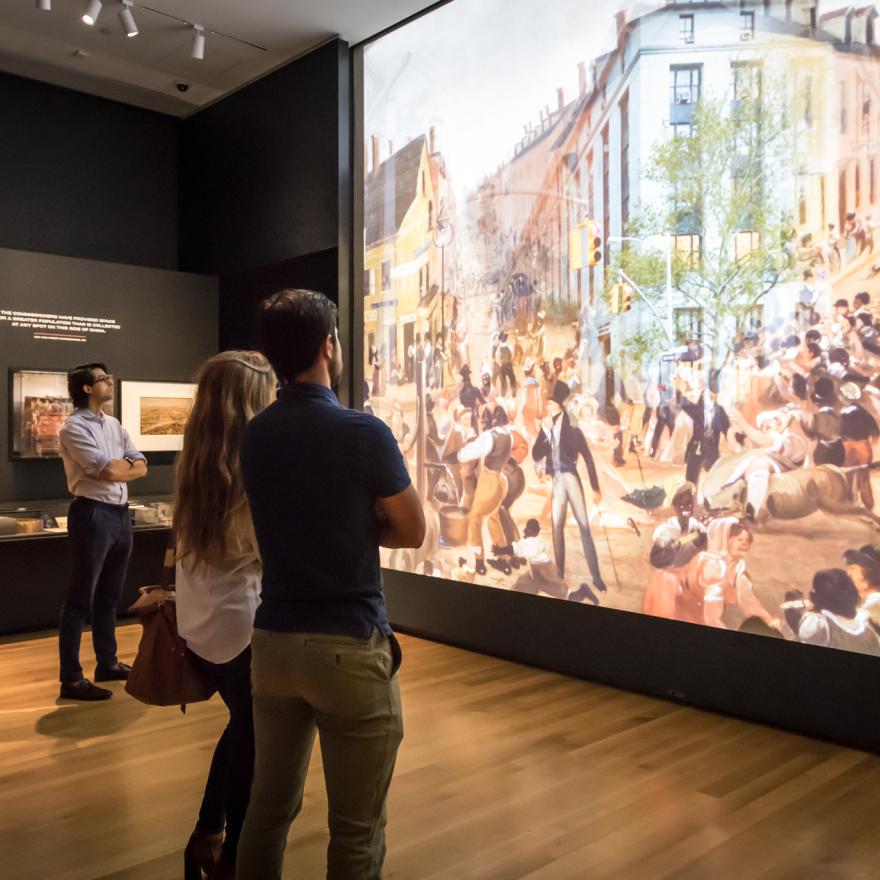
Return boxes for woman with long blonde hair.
[175,350,275,880]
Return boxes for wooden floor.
[1,626,879,880]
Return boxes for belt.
[74,497,129,510]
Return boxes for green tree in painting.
[611,87,794,374]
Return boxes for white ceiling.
[0,0,437,116]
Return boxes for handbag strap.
[161,527,177,591]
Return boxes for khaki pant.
[237,628,403,880]
[467,468,508,552]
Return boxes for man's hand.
[592,490,602,505]
[377,484,426,549]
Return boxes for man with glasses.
[57,363,147,700]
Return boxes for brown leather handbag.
[124,533,216,713]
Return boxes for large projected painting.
[361,0,880,657]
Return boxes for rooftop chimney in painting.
[371,134,380,176]
[557,87,565,111]
[364,140,370,179]
[578,61,587,99]
[388,139,394,158]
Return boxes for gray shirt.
[58,408,145,504]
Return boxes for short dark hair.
[855,291,871,305]
[810,568,860,618]
[828,347,849,365]
[524,518,540,537]
[259,289,337,383]
[67,363,108,409]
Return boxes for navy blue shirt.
[241,383,411,637]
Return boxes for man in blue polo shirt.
[237,289,425,880]
[58,363,148,700]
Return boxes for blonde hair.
[174,351,276,572]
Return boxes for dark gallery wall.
[218,248,339,351]
[0,73,178,270]
[180,39,350,401]
[179,40,348,277]
[0,248,218,501]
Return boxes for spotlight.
[191,25,205,60]
[36,0,51,10]
[119,1,138,37]
[82,0,102,25]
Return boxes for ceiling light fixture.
[82,0,102,26]
[119,0,138,37]
[36,0,51,10]
[191,25,205,60]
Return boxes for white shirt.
[652,516,704,546]
[175,537,261,664]
[512,536,550,565]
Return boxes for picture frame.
[118,379,196,453]
[8,369,74,460]
[7,368,115,461]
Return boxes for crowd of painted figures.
[367,277,880,656]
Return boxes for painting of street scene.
[139,397,191,436]
[362,0,880,657]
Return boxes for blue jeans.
[59,497,132,683]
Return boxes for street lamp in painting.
[432,199,455,341]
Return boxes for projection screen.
[359,0,880,659]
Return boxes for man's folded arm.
[377,484,426,549]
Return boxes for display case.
[0,495,174,634]
[0,495,173,540]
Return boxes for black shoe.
[593,578,608,594]
[94,662,131,682]
[475,559,487,576]
[487,557,513,576]
[60,679,112,701]
[568,583,600,605]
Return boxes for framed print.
[9,369,73,459]
[118,379,196,452]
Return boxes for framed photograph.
[118,380,196,453]
[9,369,73,459]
